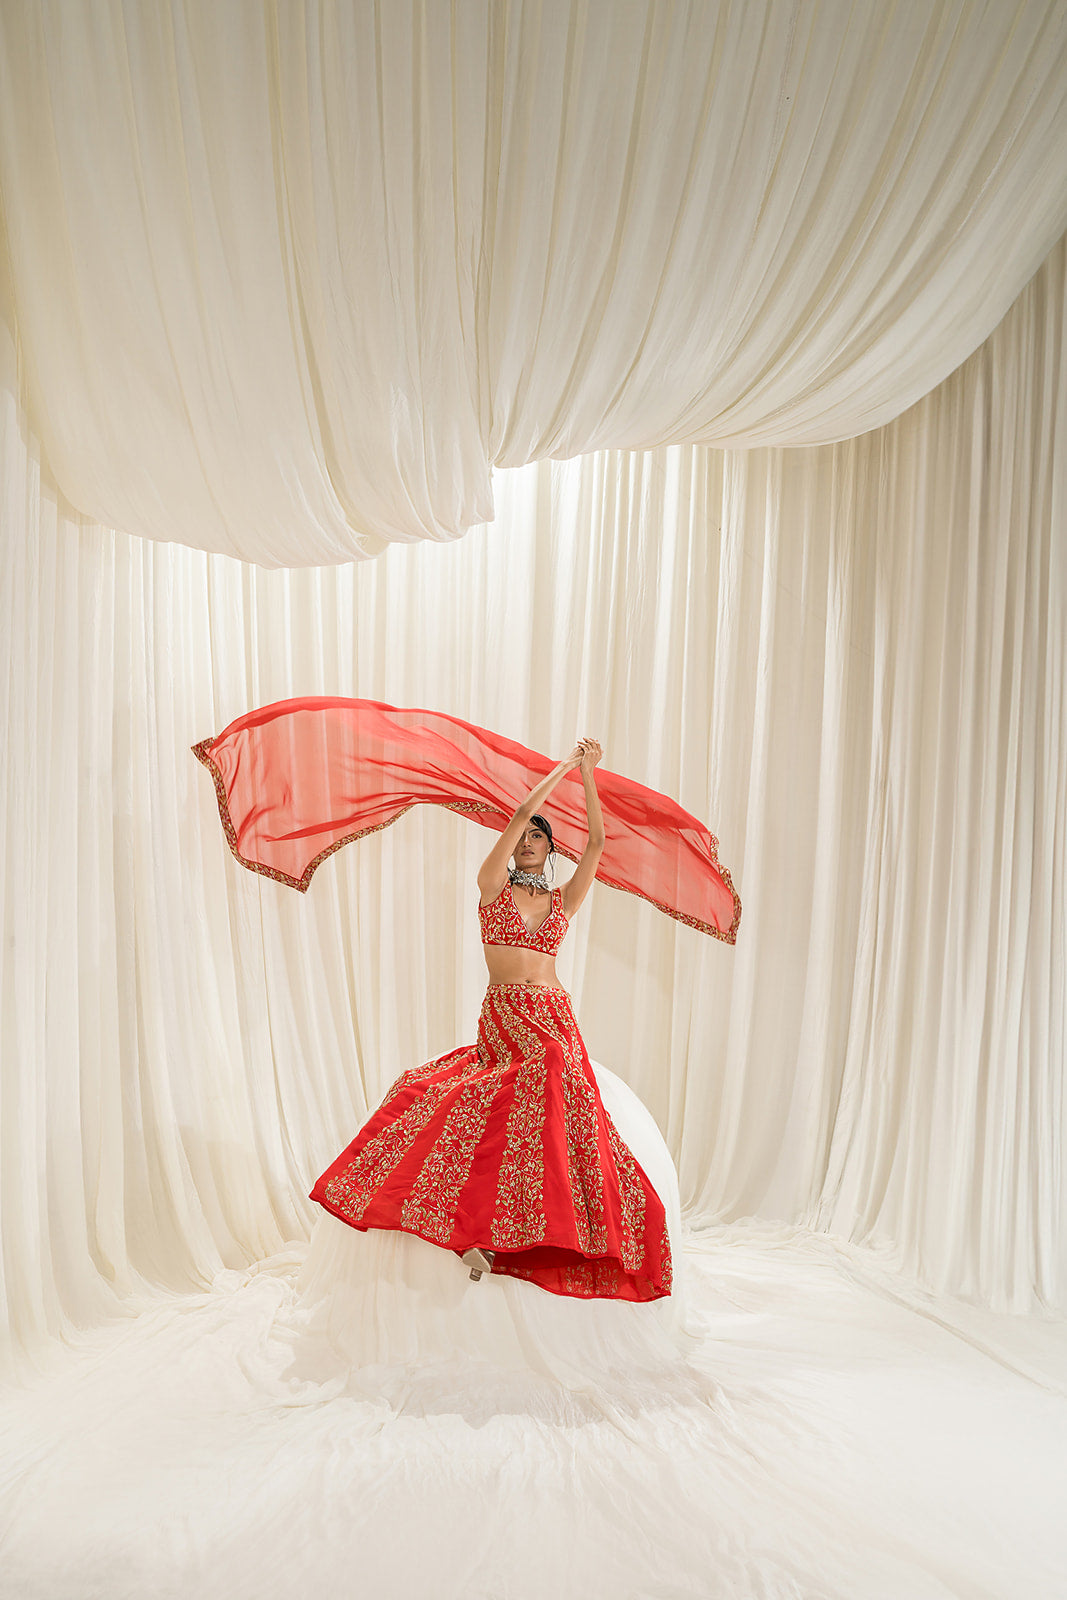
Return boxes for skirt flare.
[310,983,672,1302]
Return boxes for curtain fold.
[2,239,1064,1360]
[1,0,1066,563]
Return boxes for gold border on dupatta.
[192,738,742,943]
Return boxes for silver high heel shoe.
[461,1247,495,1281]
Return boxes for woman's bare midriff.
[481,944,566,990]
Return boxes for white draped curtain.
[2,230,1063,1359]
[1,0,1067,562]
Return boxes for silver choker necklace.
[509,867,550,893]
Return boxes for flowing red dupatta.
[193,697,741,942]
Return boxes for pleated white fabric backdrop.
[2,0,1067,561]
[2,233,1063,1361]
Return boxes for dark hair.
[529,813,556,859]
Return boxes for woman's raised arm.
[560,741,605,916]
[476,744,584,900]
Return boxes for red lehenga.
[311,882,673,1303]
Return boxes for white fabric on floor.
[1,1233,1064,1600]
[2,2,1067,560]
[1,239,1065,1369]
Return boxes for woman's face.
[515,822,550,873]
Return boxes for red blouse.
[478,881,570,956]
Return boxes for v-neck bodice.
[478,881,569,955]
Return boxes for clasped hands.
[565,737,603,775]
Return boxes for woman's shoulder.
[478,878,509,910]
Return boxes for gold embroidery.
[504,988,611,1256]
[317,978,673,1300]
[401,1052,507,1243]
[384,1046,468,1101]
[191,738,498,895]
[192,738,741,941]
[660,1217,674,1292]
[560,1039,608,1255]
[323,1078,452,1222]
[490,989,549,1249]
[560,1258,624,1297]
[505,1258,636,1299]
[604,1114,647,1273]
[478,883,569,954]
[486,981,571,997]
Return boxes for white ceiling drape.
[2,237,1063,1361]
[2,0,1067,564]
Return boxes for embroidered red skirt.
[310,983,672,1302]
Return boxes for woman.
[310,736,672,1303]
